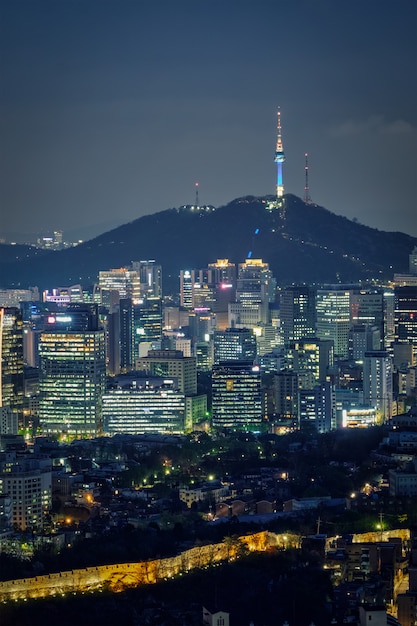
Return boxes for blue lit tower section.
[274,107,285,199]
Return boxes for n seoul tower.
[274,107,285,200]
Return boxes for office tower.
[120,298,134,372]
[280,286,316,345]
[395,286,417,354]
[299,381,336,433]
[350,289,384,346]
[193,283,217,310]
[228,301,266,329]
[285,338,334,389]
[316,288,351,358]
[195,341,213,371]
[188,310,216,344]
[164,306,190,331]
[98,268,140,306]
[39,305,106,437]
[255,322,281,357]
[348,325,380,361]
[273,370,299,423]
[363,350,393,422]
[0,308,24,425]
[208,259,236,330]
[208,259,237,285]
[103,381,185,435]
[136,349,197,395]
[0,452,51,531]
[383,290,395,348]
[235,259,275,325]
[106,302,120,376]
[180,270,194,309]
[211,362,263,432]
[179,269,217,311]
[131,260,162,298]
[133,296,163,359]
[213,327,256,364]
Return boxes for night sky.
[1,0,416,241]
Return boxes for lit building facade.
[395,286,417,357]
[213,327,256,364]
[363,350,393,423]
[280,286,316,345]
[0,307,24,425]
[133,296,163,360]
[273,370,299,422]
[285,338,334,389]
[299,381,336,433]
[0,453,51,531]
[316,289,351,358]
[39,306,106,437]
[131,260,162,298]
[98,268,140,306]
[103,385,185,435]
[136,349,197,395]
[211,362,263,432]
[235,259,275,326]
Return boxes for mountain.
[1,194,415,295]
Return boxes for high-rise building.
[350,289,384,346]
[39,305,106,437]
[235,259,275,325]
[133,296,163,360]
[273,370,299,423]
[363,350,393,422]
[299,381,336,433]
[212,362,263,432]
[280,286,316,345]
[395,286,417,355]
[213,327,257,364]
[180,270,194,309]
[383,290,395,348]
[0,451,51,531]
[119,298,134,372]
[136,349,197,395]
[208,259,236,331]
[285,338,334,389]
[348,325,380,361]
[0,308,24,425]
[316,289,351,358]
[103,382,185,435]
[131,260,163,298]
[99,268,140,306]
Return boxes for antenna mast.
[304,152,312,204]
[195,182,199,208]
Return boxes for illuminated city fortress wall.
[0,531,284,602]
[0,529,409,602]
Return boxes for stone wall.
[0,530,280,602]
[0,529,409,602]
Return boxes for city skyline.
[1,0,416,240]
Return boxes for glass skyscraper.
[39,305,106,437]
